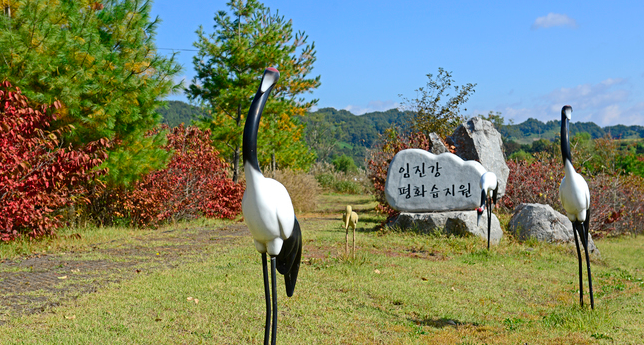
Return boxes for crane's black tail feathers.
[492,186,498,205]
[276,216,302,297]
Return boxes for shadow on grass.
[411,316,481,329]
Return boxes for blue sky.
[150,0,644,126]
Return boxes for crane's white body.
[242,162,295,256]
[480,172,498,200]
[559,160,590,222]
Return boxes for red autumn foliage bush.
[118,125,244,226]
[502,153,644,237]
[0,81,109,241]
[501,153,563,213]
[367,130,432,218]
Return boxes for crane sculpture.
[242,67,303,344]
[342,205,358,258]
[558,105,594,309]
[477,172,498,250]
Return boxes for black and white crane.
[477,171,498,250]
[242,67,303,344]
[558,105,594,309]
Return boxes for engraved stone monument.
[386,148,503,244]
[385,149,486,212]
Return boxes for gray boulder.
[509,203,599,255]
[390,210,502,245]
[428,133,449,154]
[447,117,509,197]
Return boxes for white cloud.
[544,78,629,112]
[595,102,644,126]
[531,13,577,30]
[470,78,644,126]
[344,100,399,115]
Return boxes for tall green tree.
[0,0,182,185]
[400,68,476,138]
[186,0,320,182]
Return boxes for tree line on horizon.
[158,99,644,167]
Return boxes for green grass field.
[1,194,643,344]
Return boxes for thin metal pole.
[572,224,584,307]
[271,257,278,345]
[262,254,271,345]
[582,224,595,309]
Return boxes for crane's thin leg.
[345,226,349,256]
[353,226,356,259]
[572,223,584,307]
[271,257,278,345]
[262,253,271,345]
[581,223,595,310]
[487,198,492,250]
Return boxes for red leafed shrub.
[501,153,564,213]
[121,125,244,226]
[502,153,644,237]
[367,130,433,218]
[0,81,109,241]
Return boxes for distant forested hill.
[301,107,411,166]
[498,117,644,144]
[156,100,205,128]
[157,101,644,167]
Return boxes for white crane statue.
[242,67,303,344]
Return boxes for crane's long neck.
[242,68,279,188]
[243,90,271,175]
[561,113,572,167]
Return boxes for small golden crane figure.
[342,205,359,258]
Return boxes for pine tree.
[0,0,182,185]
[186,0,320,182]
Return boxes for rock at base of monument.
[508,203,599,256]
[389,211,503,245]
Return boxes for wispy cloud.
[531,13,577,30]
[543,78,629,113]
[344,100,399,115]
[472,78,643,126]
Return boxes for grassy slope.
[0,195,643,344]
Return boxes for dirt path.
[0,224,248,322]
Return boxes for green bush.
[332,154,358,174]
[333,180,363,194]
[508,150,534,163]
[312,162,370,195]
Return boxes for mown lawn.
[1,194,643,344]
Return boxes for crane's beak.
[260,67,280,93]
[477,189,486,226]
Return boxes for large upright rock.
[509,203,599,255]
[447,117,509,197]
